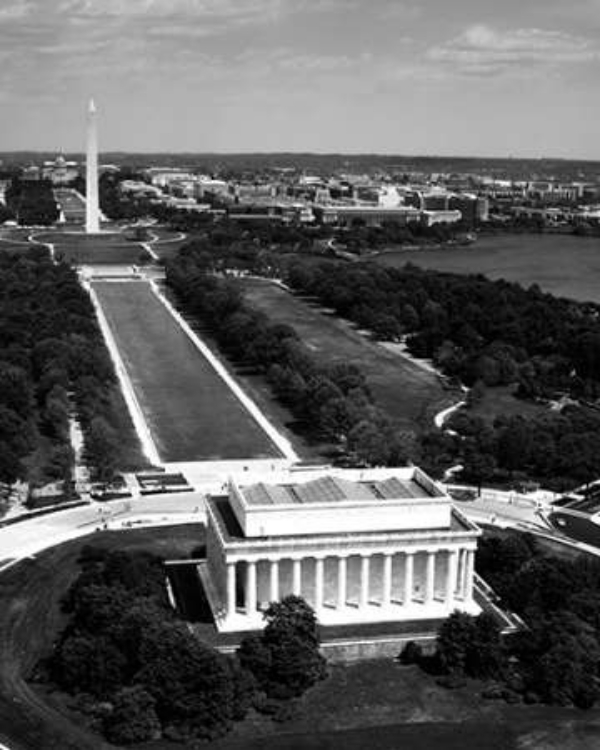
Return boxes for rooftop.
[242,475,431,508]
[208,495,476,546]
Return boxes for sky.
[1,0,600,157]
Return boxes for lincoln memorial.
[200,467,481,633]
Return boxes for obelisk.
[85,98,100,234]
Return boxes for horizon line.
[1,149,600,165]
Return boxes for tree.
[135,620,241,738]
[54,634,126,698]
[436,611,505,680]
[347,419,390,466]
[436,611,475,676]
[104,686,161,744]
[535,635,600,707]
[239,596,327,699]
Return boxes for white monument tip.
[89,98,96,114]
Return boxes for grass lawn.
[0,240,38,254]
[241,279,457,434]
[105,381,153,471]
[93,281,282,462]
[32,231,152,265]
[466,385,548,425]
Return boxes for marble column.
[227,562,236,615]
[445,550,458,604]
[292,559,302,596]
[246,560,257,614]
[464,550,475,601]
[315,557,324,609]
[360,555,370,609]
[337,556,347,608]
[382,553,392,607]
[425,551,436,604]
[269,559,279,602]
[456,549,465,599]
[403,552,414,605]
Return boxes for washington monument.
[85,98,100,234]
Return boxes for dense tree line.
[474,533,600,707]
[166,243,420,465]
[5,177,59,225]
[449,406,600,491]
[0,250,137,488]
[45,550,328,743]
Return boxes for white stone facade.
[202,467,481,632]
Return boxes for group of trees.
[46,551,327,744]
[474,533,600,707]
[48,547,254,743]
[449,407,600,491]
[4,177,59,225]
[166,244,420,465]
[0,250,134,489]
[325,218,471,255]
[403,532,600,709]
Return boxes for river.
[374,233,600,304]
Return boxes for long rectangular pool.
[92,281,282,462]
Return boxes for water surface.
[375,234,600,303]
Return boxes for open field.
[464,385,548,425]
[0,239,38,254]
[93,281,282,462]
[2,527,599,750]
[241,279,456,434]
[33,232,152,265]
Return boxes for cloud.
[0,1,34,21]
[428,24,598,76]
[57,0,343,23]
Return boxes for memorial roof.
[209,496,475,544]
[242,475,431,507]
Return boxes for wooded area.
[0,250,142,491]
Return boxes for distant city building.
[21,165,42,181]
[201,467,480,633]
[42,154,79,185]
[0,179,9,205]
[119,180,163,198]
[421,209,462,227]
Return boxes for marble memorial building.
[201,467,481,632]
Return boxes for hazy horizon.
[3,149,600,165]
[1,0,599,157]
